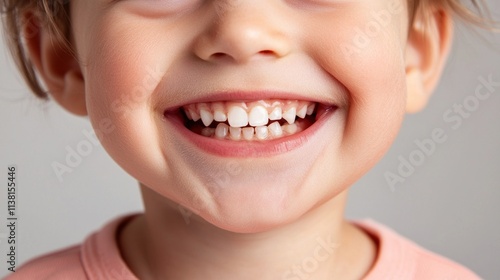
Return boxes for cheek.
[304,3,408,173]
[79,14,176,185]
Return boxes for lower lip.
[163,108,336,158]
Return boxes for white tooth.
[212,102,227,122]
[227,106,249,128]
[283,107,296,124]
[215,123,229,138]
[229,127,242,140]
[189,109,200,122]
[283,123,298,134]
[269,107,282,121]
[306,103,316,115]
[201,128,215,137]
[200,109,214,127]
[297,105,307,119]
[255,126,268,140]
[268,122,283,137]
[249,105,269,127]
[242,127,254,140]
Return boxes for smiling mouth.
[178,99,331,141]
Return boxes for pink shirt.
[4,215,480,280]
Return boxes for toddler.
[1,0,495,279]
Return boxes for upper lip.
[162,90,340,113]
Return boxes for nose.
[193,1,292,64]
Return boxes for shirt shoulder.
[353,219,481,280]
[3,214,139,280]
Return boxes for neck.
[120,187,377,280]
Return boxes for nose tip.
[193,6,291,64]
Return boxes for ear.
[22,11,87,116]
[405,5,454,113]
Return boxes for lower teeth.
[194,120,309,141]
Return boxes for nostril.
[205,48,279,63]
[208,52,236,63]
[259,50,275,56]
[211,52,227,59]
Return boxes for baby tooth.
[255,126,268,140]
[297,105,307,119]
[214,112,227,122]
[215,123,229,138]
[283,123,298,134]
[228,106,249,128]
[269,107,282,121]
[268,122,283,137]
[212,102,227,122]
[189,109,201,122]
[200,109,214,127]
[306,103,316,115]
[283,107,296,124]
[201,128,215,137]
[230,127,242,140]
[242,127,254,140]
[249,105,269,127]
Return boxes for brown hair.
[0,0,496,99]
[2,0,70,98]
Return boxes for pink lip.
[163,106,336,158]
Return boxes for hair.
[0,0,496,99]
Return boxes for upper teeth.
[248,106,269,126]
[228,106,249,127]
[183,100,316,128]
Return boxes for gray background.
[1,2,499,279]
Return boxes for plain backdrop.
[1,2,499,279]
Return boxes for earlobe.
[405,6,454,113]
[60,69,87,116]
[22,11,87,116]
[405,67,426,113]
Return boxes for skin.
[25,0,453,279]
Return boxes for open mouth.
[176,100,331,141]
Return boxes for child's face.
[71,0,410,232]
